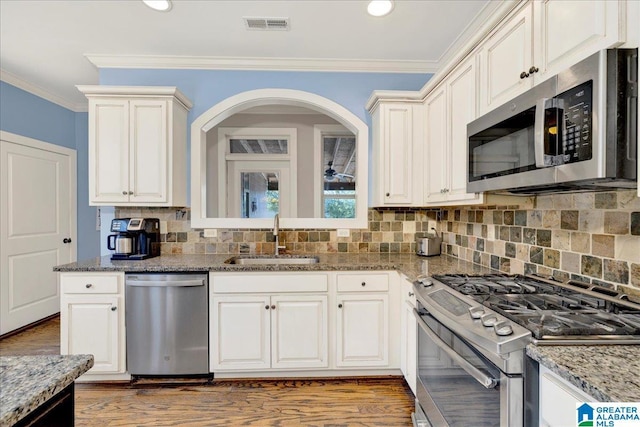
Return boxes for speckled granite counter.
[53,253,495,281]
[526,345,640,402]
[0,354,93,426]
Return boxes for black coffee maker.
[107,218,161,260]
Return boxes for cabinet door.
[60,295,122,373]
[336,294,389,367]
[382,104,415,205]
[129,100,168,203]
[271,295,328,369]
[211,295,270,371]
[88,99,129,204]
[479,4,533,114]
[400,279,417,394]
[424,86,448,204]
[534,0,623,83]
[446,57,483,203]
[539,365,595,427]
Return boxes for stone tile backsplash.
[116,189,640,292]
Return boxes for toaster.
[416,232,442,257]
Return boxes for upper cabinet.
[424,56,484,206]
[369,100,424,207]
[479,0,625,114]
[78,86,192,207]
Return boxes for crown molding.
[84,54,439,74]
[0,69,87,112]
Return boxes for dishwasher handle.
[126,278,205,288]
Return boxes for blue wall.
[100,69,431,125]
[0,81,101,260]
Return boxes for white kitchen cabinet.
[336,273,390,367]
[60,272,127,380]
[478,3,534,114]
[370,101,424,206]
[539,365,596,427]
[479,0,624,114]
[210,273,329,372]
[77,86,192,206]
[533,0,625,83]
[424,57,484,206]
[399,277,417,395]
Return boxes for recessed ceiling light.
[367,0,394,17]
[142,0,172,12]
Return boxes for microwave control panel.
[559,80,593,163]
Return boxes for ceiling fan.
[324,161,353,182]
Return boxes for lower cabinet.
[539,365,596,427]
[59,272,127,380]
[211,293,328,371]
[335,273,391,368]
[399,277,417,394]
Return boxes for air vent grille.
[244,17,290,31]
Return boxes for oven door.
[414,309,523,427]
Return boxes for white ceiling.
[0,0,492,111]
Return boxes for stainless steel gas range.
[411,274,640,427]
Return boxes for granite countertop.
[526,345,640,402]
[0,354,93,426]
[53,253,496,281]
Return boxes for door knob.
[63,238,72,244]
[122,191,128,195]
[338,304,343,308]
[265,305,270,310]
[271,305,276,310]
[111,306,117,311]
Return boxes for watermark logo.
[577,403,640,427]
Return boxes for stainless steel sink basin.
[225,255,320,265]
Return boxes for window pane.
[324,198,355,219]
[230,139,288,154]
[240,172,279,218]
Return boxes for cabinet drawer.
[61,273,122,294]
[337,273,389,292]
[211,273,328,293]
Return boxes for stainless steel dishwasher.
[125,273,209,376]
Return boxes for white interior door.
[0,131,76,335]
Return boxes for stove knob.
[481,313,498,327]
[468,306,485,319]
[494,321,514,336]
[417,277,433,288]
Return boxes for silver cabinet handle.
[413,309,498,389]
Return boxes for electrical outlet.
[160,221,167,234]
[204,229,218,238]
[337,229,350,237]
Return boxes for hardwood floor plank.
[1,317,415,426]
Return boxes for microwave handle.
[413,309,498,389]
[534,98,549,168]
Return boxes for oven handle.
[413,309,498,389]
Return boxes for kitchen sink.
[225,255,320,265]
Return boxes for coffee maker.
[107,218,161,260]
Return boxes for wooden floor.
[0,317,415,426]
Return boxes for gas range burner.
[432,274,557,295]
[431,273,640,342]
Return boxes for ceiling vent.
[244,17,290,31]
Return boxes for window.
[218,128,297,218]
[315,126,356,219]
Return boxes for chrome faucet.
[273,214,286,256]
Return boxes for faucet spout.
[273,214,285,256]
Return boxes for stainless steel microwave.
[467,49,637,194]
